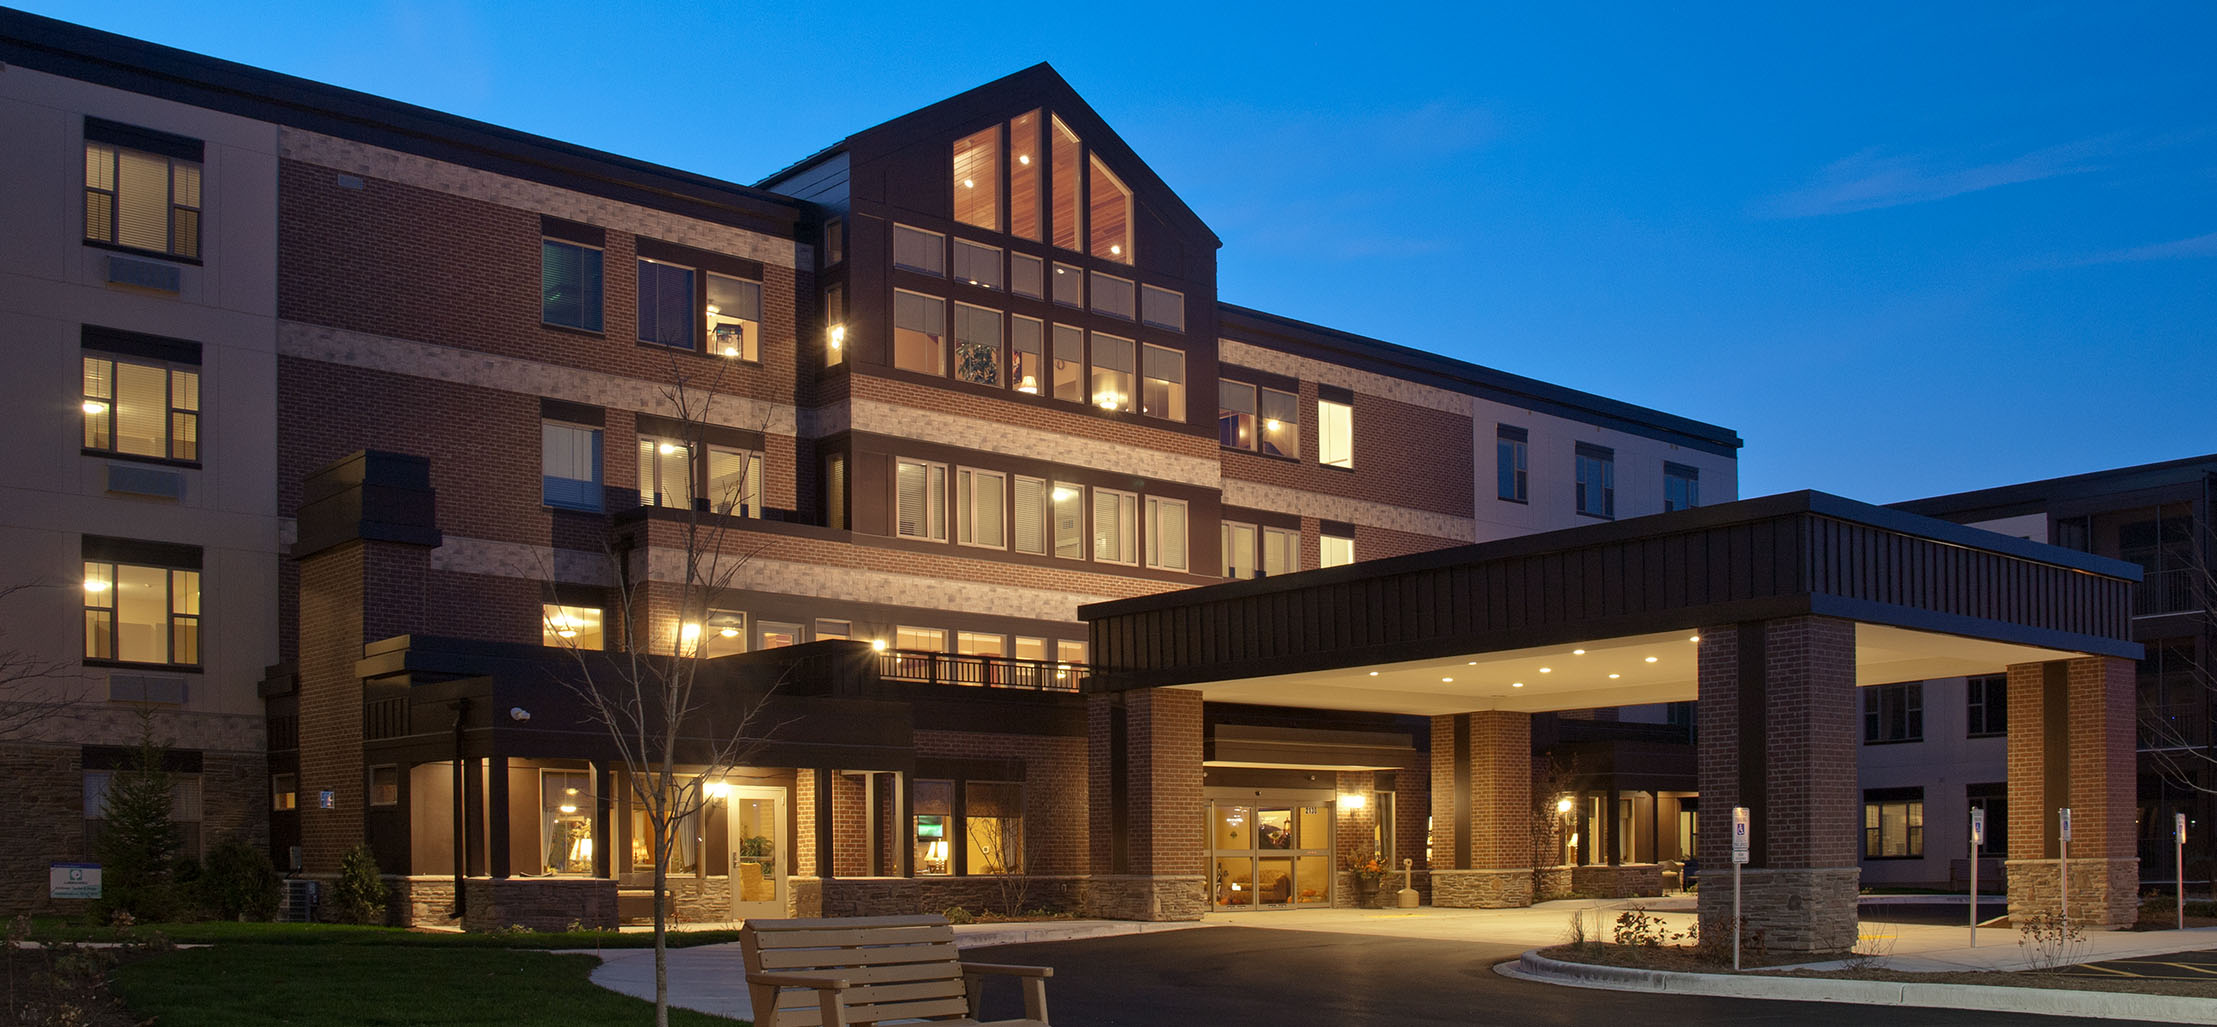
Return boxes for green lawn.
[28,917,740,949]
[113,944,745,1026]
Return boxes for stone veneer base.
[1695,866,1859,954]
[1081,875,1209,921]
[1431,868,1535,908]
[2005,858,2138,928]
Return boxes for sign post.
[1969,807,1985,947]
[2058,807,2072,925]
[1732,806,1750,971]
[2180,812,2190,931]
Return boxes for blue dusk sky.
[23,1,2213,503]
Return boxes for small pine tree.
[95,726,182,922]
[333,843,389,925]
[198,836,281,921]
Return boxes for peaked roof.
[758,62,1221,249]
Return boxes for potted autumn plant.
[1348,851,1388,904]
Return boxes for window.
[1051,324,1084,402]
[1051,261,1082,307]
[914,779,954,875]
[707,447,762,517]
[1664,462,1700,512]
[1966,783,2008,855]
[957,631,1005,657]
[1219,381,1256,450]
[1574,443,1614,518]
[952,126,1001,230]
[84,124,201,259]
[1053,481,1085,559]
[1089,272,1135,320]
[823,218,844,266]
[1259,388,1298,459]
[1863,682,1924,744]
[895,458,949,541]
[1965,674,2007,737]
[368,765,399,806]
[271,773,297,812]
[816,619,852,641]
[953,303,1002,386]
[542,240,604,331]
[893,290,946,375]
[85,769,203,860]
[1009,111,1042,241]
[953,238,1003,290]
[1862,788,1924,859]
[541,770,595,875]
[706,272,762,360]
[1093,488,1137,565]
[1321,531,1354,569]
[1050,116,1082,251]
[637,437,692,508]
[897,626,947,652]
[83,352,199,462]
[1497,425,1528,502]
[1262,526,1299,577]
[1010,316,1045,394]
[1090,333,1134,412]
[542,604,604,650]
[1011,252,1044,298]
[824,283,847,366]
[757,621,805,649]
[1058,639,1087,665]
[83,552,199,667]
[1146,496,1188,571]
[1141,345,1185,421]
[956,467,1007,548]
[1141,284,1185,333]
[893,224,946,275]
[636,259,695,348]
[825,453,848,530]
[1318,399,1353,469]
[542,421,602,511]
[967,781,1024,873]
[1013,475,1049,556]
[703,610,748,658]
[1089,156,1132,262]
[1222,521,1256,579]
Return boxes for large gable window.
[1050,116,1082,252]
[1089,156,1133,263]
[952,126,1001,231]
[1009,110,1042,241]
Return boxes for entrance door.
[728,786,786,920]
[1209,801,1332,908]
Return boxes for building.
[0,10,1746,922]
[1891,454,2216,889]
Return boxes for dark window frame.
[1496,425,1528,503]
[1965,674,2007,738]
[1863,682,1925,744]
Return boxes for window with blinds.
[957,468,1007,548]
[1141,284,1185,333]
[1090,333,1134,412]
[706,272,761,360]
[83,354,199,462]
[896,458,948,541]
[893,224,946,275]
[1053,481,1085,559]
[84,139,201,259]
[953,238,1003,290]
[953,303,1002,386]
[542,240,604,331]
[1011,316,1045,394]
[542,422,602,511]
[1262,526,1299,577]
[1146,497,1188,571]
[1089,271,1135,320]
[1013,476,1049,555]
[1222,521,1256,579]
[1141,344,1185,421]
[636,259,695,348]
[1092,488,1136,565]
[894,290,945,375]
[1052,324,1085,402]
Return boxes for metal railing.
[877,650,1087,692]
[2134,568,2205,617]
[364,696,409,740]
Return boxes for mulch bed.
[3,946,143,1027]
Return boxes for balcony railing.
[878,650,1087,693]
[2134,568,2205,617]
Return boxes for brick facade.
[2005,656,2139,927]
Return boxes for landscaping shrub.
[197,837,281,922]
[94,736,185,923]
[332,845,389,925]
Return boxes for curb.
[1500,950,2217,1024]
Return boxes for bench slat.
[762,995,974,1027]
[755,941,961,971]
[758,961,961,987]
[755,924,956,949]
[747,914,949,931]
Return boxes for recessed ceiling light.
[1539,667,1551,673]
[1572,649,1586,655]
[1467,661,1477,666]
[1608,673,1620,679]
[1368,671,1379,677]
[1441,677,1454,683]
[1689,635,1701,643]
[1511,682,1525,688]
[1645,656,1659,663]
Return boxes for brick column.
[2005,657,2138,927]
[1696,617,1860,953]
[1084,687,1204,920]
[1430,712,1535,907]
[293,452,438,875]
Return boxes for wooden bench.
[740,914,1054,1027]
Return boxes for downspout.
[451,697,470,917]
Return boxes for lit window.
[895,458,949,541]
[706,272,762,360]
[271,773,297,812]
[84,123,201,259]
[1092,488,1137,565]
[1090,272,1135,320]
[893,290,946,375]
[708,447,762,517]
[1575,443,1614,518]
[897,626,947,652]
[1141,345,1185,421]
[1222,521,1256,579]
[83,352,199,462]
[816,619,852,642]
[1318,399,1353,469]
[893,223,946,276]
[541,603,604,650]
[967,781,1024,873]
[1497,425,1529,502]
[1141,284,1185,333]
[1014,476,1049,555]
[1057,639,1087,665]
[1219,381,1256,450]
[1261,526,1299,577]
[1050,117,1082,252]
[1010,252,1044,299]
[637,436,691,509]
[1664,461,1699,512]
[637,258,695,348]
[1863,788,1924,859]
[1320,531,1354,569]
[957,631,1005,657]
[704,610,747,658]
[1053,481,1085,560]
[1009,111,1042,241]
[952,126,1001,231]
[82,553,199,667]
[541,421,602,511]
[956,467,1008,548]
[914,779,954,875]
[1090,333,1134,412]
[1010,316,1045,394]
[1259,388,1297,459]
[542,240,604,331]
[953,238,1002,290]
[1145,496,1188,571]
[1051,324,1084,402]
[825,453,848,530]
[757,621,805,649]
[824,282,847,366]
[1089,156,1132,263]
[1051,261,1082,307]
[953,303,1002,386]
[541,770,595,875]
[369,765,399,806]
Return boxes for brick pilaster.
[2006,656,2138,926]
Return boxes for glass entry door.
[1209,801,1330,908]
[728,786,786,920]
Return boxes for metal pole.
[1969,822,1978,948]
[1733,860,1742,971]
[2181,812,2190,931]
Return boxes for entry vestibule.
[1207,792,1335,908]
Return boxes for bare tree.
[967,805,1029,916]
[542,353,789,1027]
[0,583,78,741]
[2137,561,2217,793]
